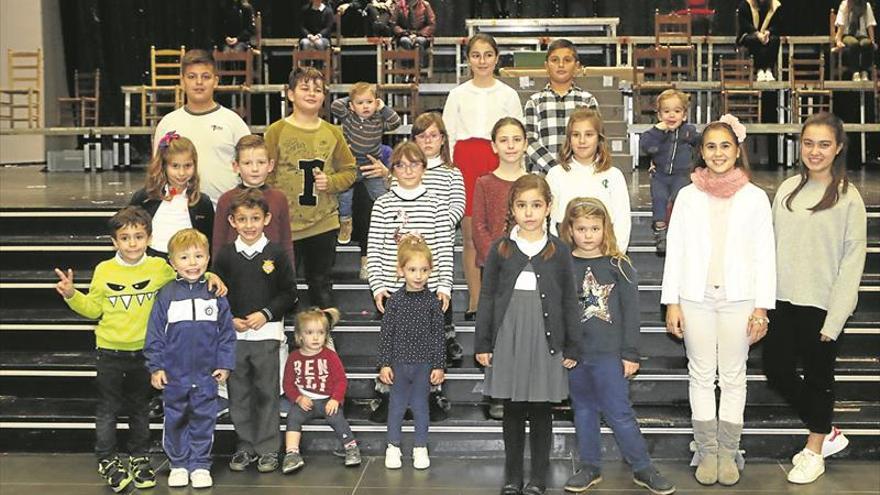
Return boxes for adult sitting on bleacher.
[300,0,335,50]
[834,0,877,82]
[219,0,255,52]
[736,0,783,82]
[391,0,436,51]
[338,0,396,37]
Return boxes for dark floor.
[0,165,877,211]
[1,453,879,495]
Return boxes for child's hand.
[325,398,340,415]
[151,370,167,390]
[378,366,394,385]
[648,162,656,176]
[296,395,313,411]
[361,155,388,179]
[437,292,450,313]
[430,369,445,385]
[654,121,667,131]
[666,304,685,339]
[376,98,385,110]
[213,369,230,384]
[232,317,249,332]
[374,290,390,313]
[475,353,492,368]
[562,358,577,369]
[245,311,268,330]
[622,360,640,378]
[54,268,75,299]
[313,168,329,192]
[206,273,228,297]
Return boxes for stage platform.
[1,453,878,495]
[1,164,878,212]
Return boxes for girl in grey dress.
[475,174,581,495]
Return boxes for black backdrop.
[59,0,866,126]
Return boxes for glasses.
[392,162,423,171]
[415,132,443,142]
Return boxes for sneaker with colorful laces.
[97,457,133,493]
[128,456,156,489]
[788,448,825,484]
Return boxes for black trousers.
[351,180,374,257]
[293,229,338,308]
[228,340,280,456]
[740,33,780,70]
[94,349,152,460]
[763,301,838,434]
[842,35,876,72]
[502,401,553,488]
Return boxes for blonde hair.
[294,307,341,348]
[397,234,433,270]
[559,197,632,279]
[656,89,690,111]
[167,228,209,258]
[349,82,377,99]
[412,112,453,167]
[557,108,611,173]
[144,134,202,206]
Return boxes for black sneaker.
[128,456,156,489]
[97,457,133,494]
[257,452,279,473]
[633,466,676,495]
[228,451,256,471]
[369,393,389,423]
[429,390,451,422]
[282,451,305,474]
[522,484,546,495]
[446,336,464,365]
[487,398,504,420]
[344,443,362,467]
[564,464,602,492]
[148,396,164,419]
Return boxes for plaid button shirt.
[524,84,599,174]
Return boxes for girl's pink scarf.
[690,167,749,198]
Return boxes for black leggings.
[763,301,838,434]
[502,400,553,488]
[739,33,780,71]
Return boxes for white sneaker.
[756,69,767,82]
[853,72,862,81]
[190,469,213,489]
[792,427,850,464]
[413,446,430,470]
[168,468,188,488]
[765,70,776,81]
[862,71,870,81]
[385,444,402,469]
[788,448,825,484]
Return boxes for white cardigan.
[661,182,776,309]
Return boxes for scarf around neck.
[690,167,749,198]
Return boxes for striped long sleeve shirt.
[391,155,466,227]
[367,185,455,296]
[330,97,402,165]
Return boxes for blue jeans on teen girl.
[568,355,651,471]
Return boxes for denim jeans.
[650,172,690,224]
[285,397,355,443]
[94,349,152,460]
[387,363,431,447]
[568,355,652,472]
[339,145,392,218]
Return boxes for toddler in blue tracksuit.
[145,228,236,489]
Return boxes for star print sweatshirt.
[572,255,641,363]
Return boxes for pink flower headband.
[718,114,747,144]
[158,131,180,150]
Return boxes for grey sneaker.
[633,466,676,495]
[344,443,362,467]
[257,452,279,473]
[282,451,305,474]
[564,464,602,492]
[228,451,255,471]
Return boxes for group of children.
[52,30,865,495]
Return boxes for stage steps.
[0,205,878,461]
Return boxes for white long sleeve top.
[442,79,524,153]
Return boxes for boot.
[717,420,743,486]
[429,389,451,422]
[369,383,390,423]
[692,419,718,485]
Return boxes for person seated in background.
[736,0,782,82]
[835,0,877,81]
[220,0,255,52]
[391,0,436,51]
[337,0,396,37]
[300,0,335,51]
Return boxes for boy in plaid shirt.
[524,39,599,174]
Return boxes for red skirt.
[453,138,498,217]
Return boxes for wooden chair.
[293,48,334,84]
[790,53,832,122]
[213,47,253,123]
[675,0,714,34]
[632,46,674,123]
[0,48,43,128]
[57,69,100,126]
[655,9,695,80]
[141,45,185,126]
[719,57,761,123]
[378,49,421,122]
[253,11,263,83]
